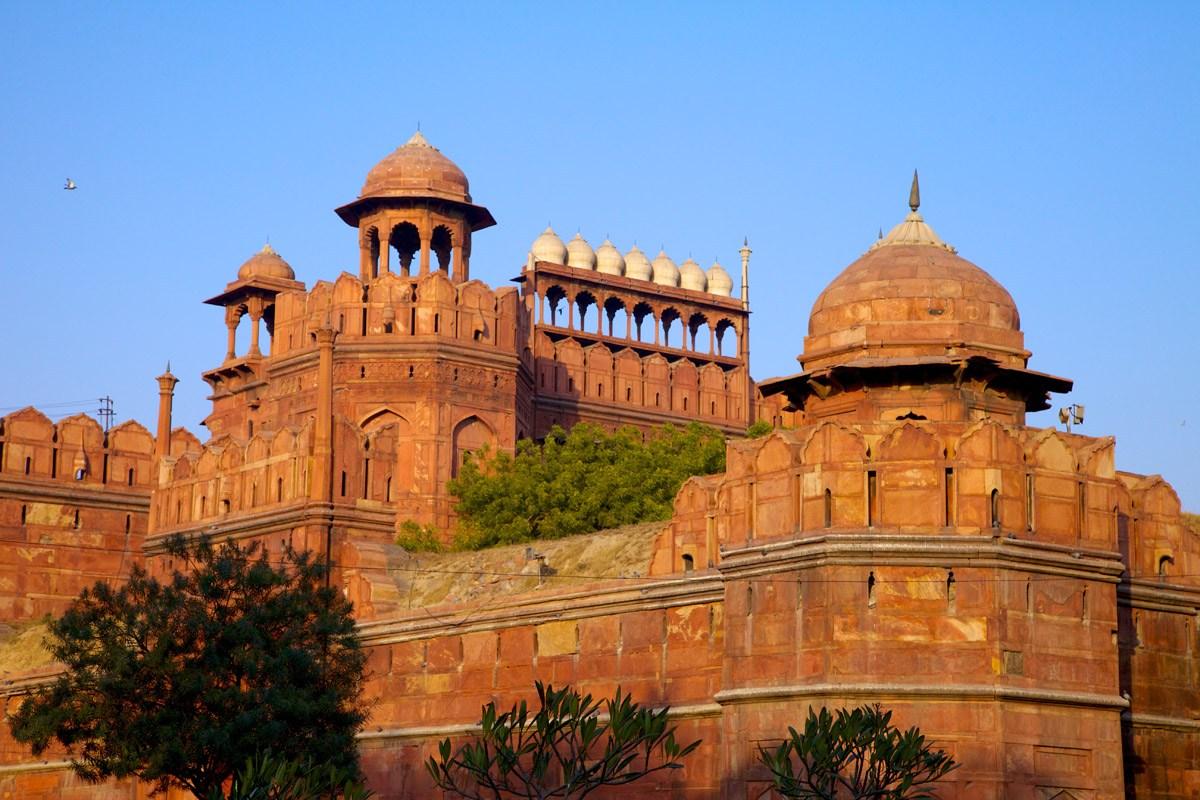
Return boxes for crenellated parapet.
[655,418,1199,580]
[0,408,156,490]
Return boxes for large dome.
[359,131,471,204]
[803,202,1025,372]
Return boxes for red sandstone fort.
[0,134,1196,799]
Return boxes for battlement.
[0,408,156,490]
[657,417,1193,583]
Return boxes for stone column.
[247,298,265,357]
[380,225,392,275]
[419,233,431,276]
[224,307,239,361]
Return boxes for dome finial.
[909,169,920,212]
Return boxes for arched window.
[682,554,694,572]
[824,489,832,528]
[990,488,1000,529]
[453,416,495,478]
[431,225,453,271]
[1159,554,1175,578]
[389,222,420,276]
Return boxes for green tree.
[746,419,774,438]
[10,534,368,800]
[427,681,700,799]
[758,705,957,799]
[213,751,374,800]
[449,422,727,549]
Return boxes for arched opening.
[824,489,832,528]
[682,554,695,572]
[660,307,681,348]
[431,225,453,271]
[688,313,712,353]
[575,291,597,333]
[604,297,629,338]
[452,416,495,478]
[946,570,956,612]
[990,488,1000,529]
[365,226,380,278]
[276,477,283,502]
[127,467,135,486]
[1159,554,1175,578]
[389,222,420,276]
[715,319,738,356]
[543,286,567,327]
[867,571,877,608]
[632,302,654,343]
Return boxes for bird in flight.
[64,178,77,190]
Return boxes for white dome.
[651,250,680,287]
[531,226,567,264]
[625,245,652,281]
[595,239,625,276]
[566,233,596,270]
[706,261,733,296]
[678,258,707,292]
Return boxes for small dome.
[595,239,625,276]
[237,244,295,281]
[651,250,680,287]
[706,261,733,296]
[566,233,596,270]
[360,131,471,204]
[531,226,567,264]
[624,245,652,280]
[678,258,707,291]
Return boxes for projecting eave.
[204,276,307,307]
[334,195,497,231]
[759,355,1073,413]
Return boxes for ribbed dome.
[566,233,596,270]
[237,244,295,281]
[678,258,707,291]
[804,206,1025,371]
[595,239,625,276]
[625,245,652,281]
[360,131,471,204]
[651,250,680,287]
[531,226,567,264]
[706,261,733,296]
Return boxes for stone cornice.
[0,477,150,512]
[714,682,1129,711]
[1124,711,1200,732]
[0,759,71,775]
[146,503,395,553]
[358,702,723,743]
[355,573,723,645]
[1118,578,1200,614]
[718,533,1126,583]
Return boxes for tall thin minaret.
[739,237,751,312]
[154,363,178,460]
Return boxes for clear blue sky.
[2,3,1197,510]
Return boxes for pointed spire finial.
[878,227,883,240]
[166,360,171,374]
[909,169,920,212]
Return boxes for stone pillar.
[224,306,239,361]
[359,242,372,281]
[311,327,336,502]
[155,368,178,460]
[419,230,431,276]
[625,313,632,340]
[380,227,392,275]
[247,298,264,357]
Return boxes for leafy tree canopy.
[10,534,368,800]
[427,681,700,799]
[213,751,373,800]
[448,422,726,550]
[758,704,957,799]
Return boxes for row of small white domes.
[529,227,734,296]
